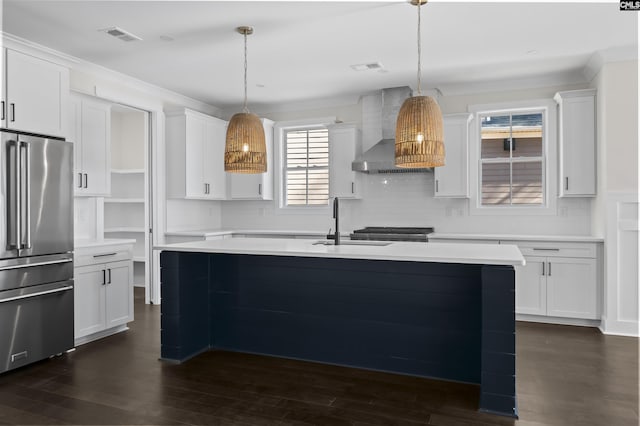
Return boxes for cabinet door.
[74,264,107,339]
[184,114,207,198]
[329,126,360,199]
[1,48,6,129]
[434,114,471,198]
[515,256,547,315]
[80,98,111,196]
[546,257,598,319]
[105,260,133,329]
[556,90,596,197]
[69,96,84,192]
[203,117,227,199]
[5,49,69,138]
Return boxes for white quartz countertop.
[155,238,525,267]
[164,229,338,237]
[428,233,604,243]
[75,238,136,249]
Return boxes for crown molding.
[583,45,638,82]
[1,31,221,116]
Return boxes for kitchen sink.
[312,240,391,247]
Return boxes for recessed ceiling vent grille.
[101,27,143,42]
[350,62,385,72]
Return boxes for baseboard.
[599,316,639,337]
[516,314,601,329]
[74,324,130,346]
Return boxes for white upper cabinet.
[2,49,69,138]
[434,113,472,198]
[228,118,274,200]
[166,109,227,200]
[554,89,596,197]
[70,93,111,196]
[328,124,361,199]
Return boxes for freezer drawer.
[0,253,73,292]
[0,280,74,373]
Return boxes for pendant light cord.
[417,0,422,96]
[243,31,249,113]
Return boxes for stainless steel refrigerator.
[0,129,74,374]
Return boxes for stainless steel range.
[349,227,434,242]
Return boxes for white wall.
[111,109,146,170]
[221,83,593,236]
[590,59,639,336]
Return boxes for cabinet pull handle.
[204,183,207,194]
[78,173,83,188]
[565,177,569,191]
[1,101,4,121]
[10,103,15,122]
[108,269,112,284]
[548,262,551,276]
[93,252,117,258]
[436,180,439,193]
[258,183,262,195]
[102,269,106,285]
[351,182,354,194]
[542,262,545,276]
[533,248,560,252]
[84,173,88,188]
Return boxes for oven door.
[0,280,74,373]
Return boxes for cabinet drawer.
[75,244,133,267]
[501,241,596,258]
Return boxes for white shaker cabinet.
[554,89,596,197]
[228,118,274,200]
[166,109,227,200]
[1,49,69,138]
[434,113,472,198]
[505,241,601,321]
[70,93,111,196]
[328,124,361,199]
[74,243,134,345]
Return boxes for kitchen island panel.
[209,254,483,384]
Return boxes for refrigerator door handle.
[6,139,20,251]
[21,142,31,249]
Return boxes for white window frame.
[274,117,335,215]
[468,99,557,216]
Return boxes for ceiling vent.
[101,27,143,42]
[350,62,385,72]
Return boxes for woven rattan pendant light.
[225,26,267,174]
[395,0,444,168]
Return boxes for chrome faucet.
[326,197,340,245]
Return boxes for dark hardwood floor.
[0,288,637,425]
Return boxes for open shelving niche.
[104,106,148,288]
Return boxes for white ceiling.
[2,1,637,111]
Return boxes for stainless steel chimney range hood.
[352,86,433,174]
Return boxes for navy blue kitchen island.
[157,238,524,418]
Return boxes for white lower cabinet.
[515,257,547,316]
[74,244,134,345]
[507,241,601,321]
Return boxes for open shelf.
[104,227,146,233]
[111,168,145,174]
[104,198,145,204]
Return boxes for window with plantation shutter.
[284,127,329,206]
